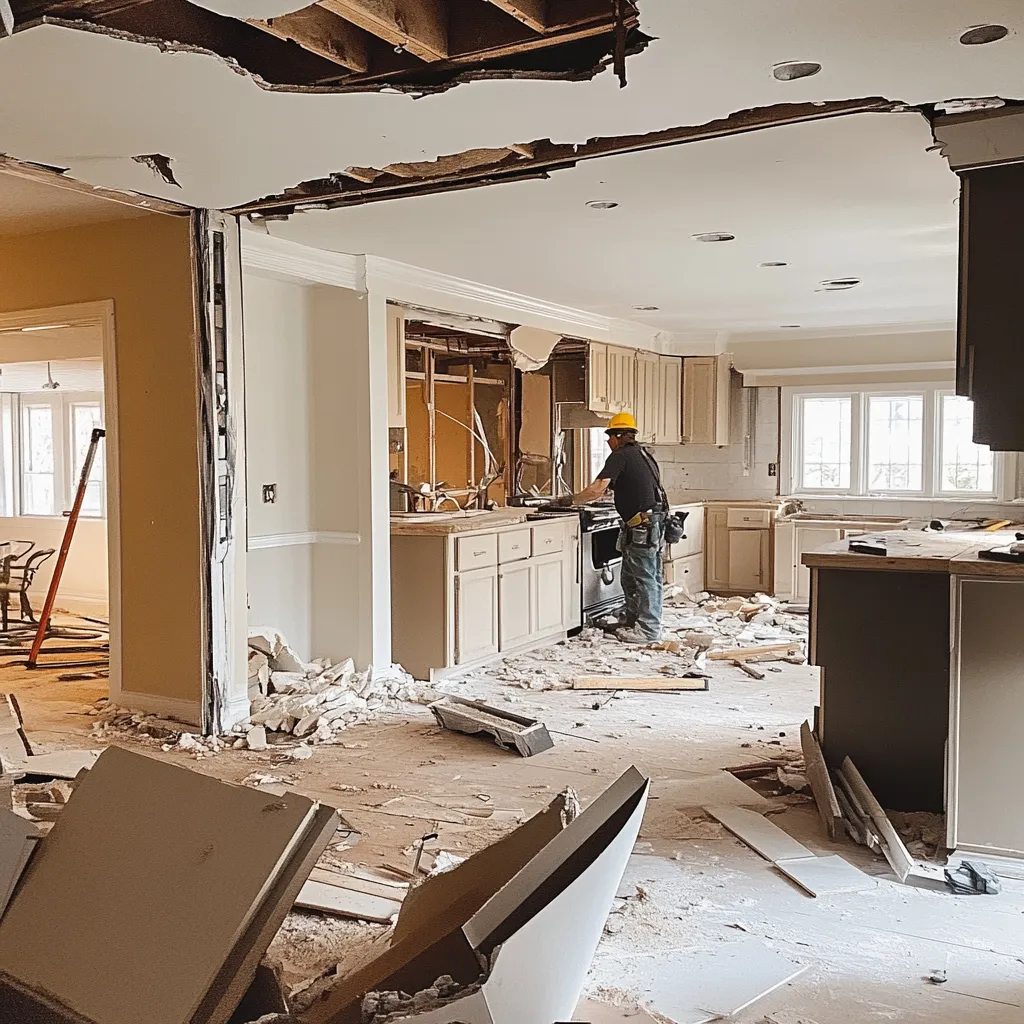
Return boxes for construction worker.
[567,411,668,643]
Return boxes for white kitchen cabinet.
[657,356,682,445]
[794,527,842,603]
[533,553,566,634]
[705,506,730,591]
[386,305,406,429]
[455,565,499,664]
[587,342,610,413]
[682,355,731,446]
[665,552,704,592]
[607,345,637,414]
[498,561,533,650]
[728,529,769,593]
[635,352,660,442]
[704,503,775,595]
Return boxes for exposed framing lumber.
[234,97,898,216]
[249,4,371,72]
[486,0,547,32]
[317,0,448,61]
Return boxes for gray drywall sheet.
[0,746,317,1024]
[955,578,1024,858]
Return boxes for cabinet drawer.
[498,528,532,564]
[532,522,565,557]
[456,533,498,571]
[727,507,771,529]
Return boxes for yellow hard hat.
[606,411,638,432]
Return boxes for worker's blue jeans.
[619,512,665,640]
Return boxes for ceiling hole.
[772,61,822,82]
[819,277,861,291]
[935,97,1006,114]
[960,24,1009,46]
[585,200,619,210]
[692,232,735,243]
[759,261,788,268]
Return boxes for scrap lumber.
[571,675,708,692]
[840,757,914,882]
[296,879,401,923]
[800,721,842,841]
[708,642,802,661]
[429,696,553,757]
[732,659,766,680]
[0,746,339,1024]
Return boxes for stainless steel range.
[515,499,624,623]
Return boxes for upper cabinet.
[635,352,660,443]
[607,346,636,414]
[386,305,406,429]
[587,344,682,445]
[656,356,682,446]
[587,342,610,413]
[682,355,731,446]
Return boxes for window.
[786,385,1006,500]
[798,396,851,490]
[939,394,994,494]
[20,401,56,516]
[866,395,924,492]
[69,401,105,517]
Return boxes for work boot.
[616,625,660,645]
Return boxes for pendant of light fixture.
[42,362,60,390]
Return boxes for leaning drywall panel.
[0,747,317,1024]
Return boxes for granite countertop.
[390,508,531,536]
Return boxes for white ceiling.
[0,171,149,236]
[270,111,960,338]
[1,0,1023,337]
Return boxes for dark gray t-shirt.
[598,442,661,522]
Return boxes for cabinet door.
[728,530,763,594]
[705,507,730,591]
[636,353,659,442]
[658,356,682,444]
[386,306,406,428]
[533,554,566,635]
[794,528,842,603]
[455,566,499,664]
[773,520,796,600]
[588,342,609,413]
[498,562,533,651]
[682,356,716,444]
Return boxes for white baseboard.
[111,690,202,728]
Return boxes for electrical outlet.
[768,463,778,477]
[262,483,277,504]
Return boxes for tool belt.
[625,509,659,528]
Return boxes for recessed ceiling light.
[818,277,861,291]
[692,232,735,243]
[759,261,788,268]
[585,200,619,210]
[772,61,822,82]
[960,24,1009,46]
[935,97,1006,115]
[632,305,660,311]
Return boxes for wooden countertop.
[390,508,530,536]
[802,529,1024,575]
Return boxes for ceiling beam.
[249,4,370,72]
[316,0,448,61]
[485,0,547,32]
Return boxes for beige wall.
[0,215,202,705]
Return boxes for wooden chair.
[0,548,55,631]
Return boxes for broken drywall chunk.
[246,726,268,751]
[508,326,560,372]
[430,696,553,757]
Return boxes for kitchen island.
[805,529,1024,860]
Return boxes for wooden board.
[296,879,401,923]
[774,854,875,897]
[704,805,812,863]
[840,758,914,882]
[572,676,708,692]
[707,642,801,661]
[0,746,321,1024]
[800,721,841,841]
[308,867,407,901]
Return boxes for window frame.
[782,382,1011,502]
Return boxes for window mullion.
[851,393,864,495]
[922,388,936,496]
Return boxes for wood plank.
[250,5,371,71]
[708,642,802,661]
[317,0,448,61]
[704,805,812,863]
[572,676,708,692]
[296,879,401,923]
[308,866,408,900]
[486,0,547,31]
[840,758,914,882]
[774,854,875,897]
[800,721,841,841]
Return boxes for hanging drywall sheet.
[592,940,806,1024]
[381,773,649,1024]
[509,327,560,372]
[0,746,320,1024]
[774,855,875,897]
[704,805,812,863]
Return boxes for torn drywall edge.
[509,326,560,372]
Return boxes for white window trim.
[781,382,1017,503]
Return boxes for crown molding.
[741,360,956,385]
[241,230,363,289]
[728,320,956,344]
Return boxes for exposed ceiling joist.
[317,0,449,62]
[249,4,371,72]
[486,0,547,33]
